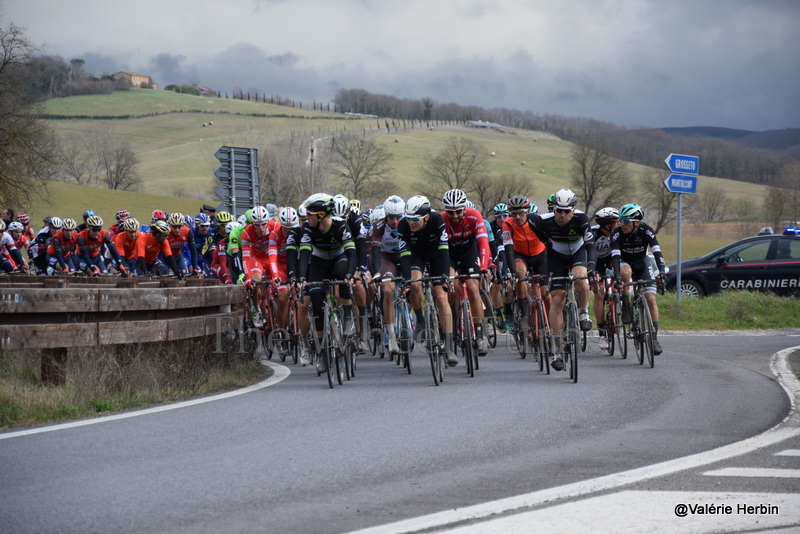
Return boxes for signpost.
[214,146,259,217]
[664,153,700,302]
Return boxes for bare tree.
[330,134,394,200]
[420,136,490,198]
[96,137,141,191]
[694,184,729,223]
[0,22,57,209]
[471,172,534,216]
[259,135,332,207]
[764,160,800,229]
[569,136,629,213]
[56,132,95,185]
[640,170,675,233]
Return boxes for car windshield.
[722,240,771,263]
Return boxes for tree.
[420,136,490,196]
[258,135,332,207]
[694,184,729,223]
[764,161,800,230]
[0,21,57,209]
[471,172,534,216]
[330,134,393,200]
[640,170,675,233]
[96,136,141,191]
[570,136,629,213]
[69,58,85,81]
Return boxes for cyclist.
[136,220,182,278]
[368,195,405,355]
[164,212,201,277]
[529,189,596,371]
[546,193,556,213]
[192,213,214,276]
[114,218,143,275]
[33,217,57,274]
[226,209,254,284]
[76,210,96,232]
[16,212,36,243]
[297,195,357,374]
[488,203,512,330]
[0,221,28,273]
[502,194,549,332]
[441,189,491,355]
[610,203,665,355]
[212,221,240,284]
[46,218,79,274]
[591,207,620,350]
[287,201,314,366]
[76,215,126,276]
[108,210,130,239]
[239,206,276,325]
[398,195,457,366]
[268,207,299,334]
[7,221,31,272]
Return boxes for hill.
[660,126,800,156]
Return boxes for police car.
[666,229,800,297]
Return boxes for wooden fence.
[0,276,244,384]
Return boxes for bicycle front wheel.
[616,298,628,359]
[639,297,655,368]
[565,302,579,383]
[461,300,476,377]
[480,289,497,349]
[323,307,336,388]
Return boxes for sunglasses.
[555,208,573,214]
[510,210,528,217]
[307,211,327,218]
[170,225,183,229]
[495,213,509,218]
[620,218,634,224]
[445,209,464,216]
[387,214,403,220]
[406,215,424,223]
[90,226,103,231]
[253,222,269,227]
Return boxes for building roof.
[467,120,505,128]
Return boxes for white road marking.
[0,362,290,441]
[775,449,800,456]
[443,491,800,534]
[704,468,800,479]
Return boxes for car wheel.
[680,279,704,297]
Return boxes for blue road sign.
[664,153,700,175]
[663,173,698,194]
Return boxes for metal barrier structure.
[0,276,244,384]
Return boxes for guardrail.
[0,276,245,384]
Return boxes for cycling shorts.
[547,248,587,291]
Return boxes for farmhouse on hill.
[113,71,158,89]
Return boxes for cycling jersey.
[343,211,368,270]
[298,218,357,280]
[367,218,402,269]
[136,233,172,264]
[397,212,449,281]
[114,231,140,260]
[0,232,25,272]
[268,227,290,282]
[46,230,79,270]
[77,228,121,260]
[440,207,491,270]
[610,222,665,276]
[593,225,614,274]
[166,226,198,270]
[502,217,546,257]
[285,224,304,280]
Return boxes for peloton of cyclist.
[610,203,665,355]
[440,189,492,356]
[528,189,596,371]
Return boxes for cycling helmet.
[150,220,170,235]
[8,221,24,232]
[405,195,431,217]
[250,206,270,224]
[349,204,361,217]
[123,218,140,232]
[116,209,130,222]
[244,208,254,224]
[0,221,5,232]
[86,215,103,227]
[194,213,211,226]
[305,194,334,214]
[383,195,406,216]
[225,221,241,234]
[546,193,556,210]
[297,203,307,218]
[332,195,350,218]
[167,212,185,226]
[529,203,539,215]
[151,210,167,222]
[62,218,78,231]
[507,195,530,211]
[16,212,30,225]
[82,210,95,220]
[466,200,476,210]
[237,214,247,225]
[595,207,620,226]
[265,203,278,219]
[493,203,508,215]
[349,199,362,211]
[369,207,385,225]
[49,217,63,229]
[215,211,234,224]
[553,189,578,210]
[184,215,194,227]
[442,189,468,209]
[619,203,644,221]
[279,207,299,227]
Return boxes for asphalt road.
[0,331,796,534]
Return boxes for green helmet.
[546,193,556,210]
[244,208,254,224]
[619,203,644,221]
[493,203,508,215]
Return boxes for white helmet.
[442,189,468,209]
[383,195,405,216]
[369,207,385,225]
[251,205,270,224]
[405,195,431,217]
[225,221,242,234]
[237,214,247,225]
[297,203,307,217]
[49,217,64,229]
[279,207,299,227]
[553,188,578,210]
[8,221,24,232]
[265,203,278,218]
[332,194,350,218]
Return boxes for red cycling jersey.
[136,234,172,264]
[440,207,491,270]
[46,230,78,258]
[115,231,140,260]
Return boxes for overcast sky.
[5,0,799,131]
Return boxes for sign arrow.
[663,173,698,195]
[664,153,700,175]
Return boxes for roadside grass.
[658,290,800,331]
[0,338,265,429]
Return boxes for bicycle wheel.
[565,302,579,383]
[323,307,336,388]
[616,297,628,359]
[344,337,356,379]
[580,330,587,353]
[422,298,443,386]
[511,298,527,358]
[461,300,476,377]
[639,297,655,368]
[480,289,497,349]
[604,305,616,357]
[532,299,547,372]
[632,301,644,365]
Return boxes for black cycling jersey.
[285,224,304,280]
[610,222,665,277]
[344,211,368,271]
[397,212,449,280]
[593,225,614,274]
[529,212,597,270]
[298,218,356,280]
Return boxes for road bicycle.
[367,279,385,357]
[392,279,414,373]
[518,273,552,374]
[305,279,357,388]
[479,272,497,349]
[282,283,302,365]
[415,274,447,386]
[253,281,279,361]
[451,273,481,377]
[548,273,588,383]
[625,279,657,368]
[602,277,627,358]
